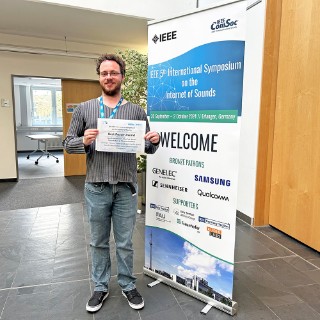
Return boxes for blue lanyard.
[99,96,123,118]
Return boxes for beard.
[101,80,122,96]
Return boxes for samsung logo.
[194,175,231,186]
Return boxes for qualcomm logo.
[197,189,229,201]
[211,18,238,32]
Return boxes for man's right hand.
[83,129,99,146]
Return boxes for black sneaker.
[122,288,144,310]
[86,291,109,313]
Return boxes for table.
[25,134,61,165]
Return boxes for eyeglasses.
[99,72,122,78]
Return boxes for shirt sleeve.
[63,105,86,154]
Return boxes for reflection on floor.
[18,150,64,179]
[0,202,319,320]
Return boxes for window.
[14,77,62,128]
[31,87,62,126]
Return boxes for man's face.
[99,60,124,96]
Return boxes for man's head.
[96,53,126,97]
[96,53,126,77]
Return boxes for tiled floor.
[0,201,319,319]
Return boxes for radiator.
[47,134,63,150]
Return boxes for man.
[64,53,159,313]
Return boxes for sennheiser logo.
[152,180,188,192]
[152,31,177,44]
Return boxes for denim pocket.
[85,182,106,194]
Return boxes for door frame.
[254,0,282,225]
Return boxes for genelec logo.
[152,31,177,44]
[150,203,169,212]
[152,168,177,180]
[152,180,188,192]
[197,189,229,201]
[211,18,238,32]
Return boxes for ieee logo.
[152,180,159,187]
[152,34,159,44]
[152,31,177,44]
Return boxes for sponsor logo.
[155,211,171,223]
[173,198,199,210]
[150,203,171,222]
[152,168,177,180]
[194,175,231,186]
[211,18,238,32]
[150,203,169,212]
[177,219,200,231]
[207,226,222,239]
[152,31,177,44]
[174,208,195,221]
[152,180,188,192]
[198,216,230,230]
[169,157,205,168]
[197,189,229,201]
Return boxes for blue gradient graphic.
[148,41,245,115]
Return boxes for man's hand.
[144,131,160,144]
[83,129,99,146]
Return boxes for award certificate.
[96,118,146,153]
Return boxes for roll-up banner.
[144,0,246,315]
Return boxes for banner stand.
[144,268,238,316]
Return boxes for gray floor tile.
[256,258,316,288]
[235,262,302,307]
[12,258,55,287]
[283,256,319,272]
[270,302,320,320]
[290,283,320,314]
[47,280,93,320]
[1,291,49,320]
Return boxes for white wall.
[28,0,198,19]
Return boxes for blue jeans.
[85,182,137,292]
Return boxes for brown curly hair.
[95,53,126,76]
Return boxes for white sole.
[122,291,144,310]
[86,291,109,313]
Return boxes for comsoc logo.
[211,18,238,32]
[152,31,177,44]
